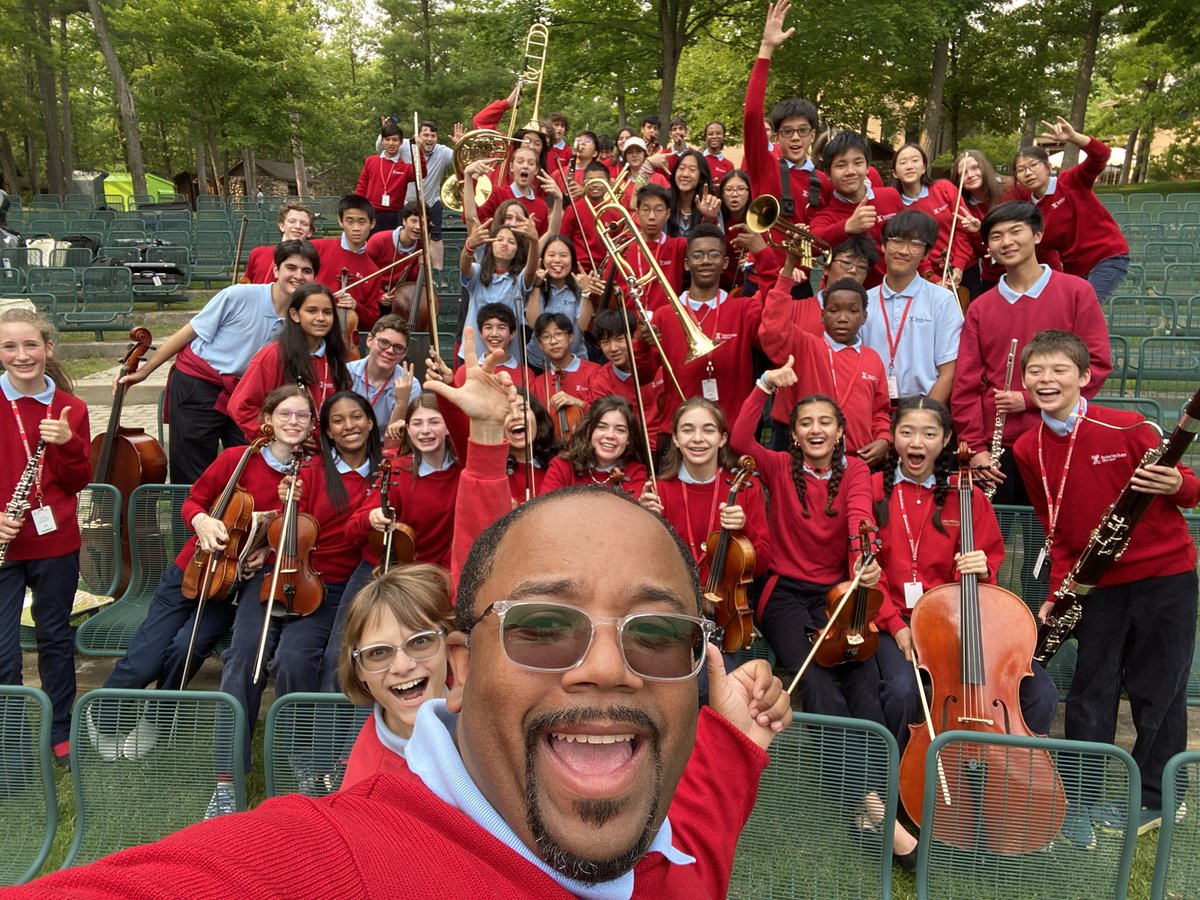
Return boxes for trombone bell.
[745,194,831,269]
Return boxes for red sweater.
[347,457,461,571]
[1014,405,1200,589]
[731,387,873,586]
[703,154,734,184]
[809,187,906,287]
[590,362,665,449]
[616,233,687,313]
[0,388,90,561]
[472,97,509,131]
[654,473,771,584]
[529,359,604,414]
[13,707,766,900]
[477,185,551,235]
[241,246,275,284]
[228,343,343,442]
[296,459,372,582]
[310,238,383,332]
[364,230,423,292]
[758,274,890,452]
[870,473,1005,637]
[542,456,648,498]
[950,270,1111,453]
[910,179,973,279]
[547,143,573,172]
[1013,138,1129,277]
[634,251,781,431]
[175,448,287,570]
[560,202,621,272]
[356,155,415,215]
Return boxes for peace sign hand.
[696,185,721,221]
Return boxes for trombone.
[744,194,832,270]
[584,179,718,401]
[442,23,550,213]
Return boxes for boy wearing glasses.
[635,224,780,443]
[348,315,420,443]
[857,211,962,404]
[528,312,603,418]
[951,201,1110,505]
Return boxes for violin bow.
[940,160,968,290]
[785,565,866,696]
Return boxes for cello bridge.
[958,715,994,726]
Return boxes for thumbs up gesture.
[846,197,877,235]
[40,406,74,445]
[762,355,798,390]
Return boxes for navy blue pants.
[0,553,79,748]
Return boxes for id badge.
[701,378,719,402]
[382,192,391,207]
[1033,547,1048,582]
[31,506,56,535]
[904,581,924,609]
[887,374,900,400]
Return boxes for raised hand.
[762,354,798,390]
[696,184,721,221]
[760,0,796,52]
[423,327,517,438]
[1038,115,1079,144]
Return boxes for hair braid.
[931,442,955,535]
[824,438,846,517]
[788,442,811,518]
[876,444,900,526]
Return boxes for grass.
[1097,180,1200,196]
[59,358,119,380]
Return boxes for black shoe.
[894,847,918,874]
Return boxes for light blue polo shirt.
[460,262,530,361]
[347,356,422,428]
[188,284,284,375]
[859,274,963,398]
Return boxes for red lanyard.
[1036,413,1083,540]
[378,156,400,194]
[877,287,917,373]
[895,481,932,581]
[10,400,50,505]
[679,475,723,563]
[825,343,863,410]
[306,355,331,413]
[368,375,391,410]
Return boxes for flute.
[984,339,1019,501]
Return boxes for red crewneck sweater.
[654,471,771,583]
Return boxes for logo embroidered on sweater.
[1091,452,1128,465]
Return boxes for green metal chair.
[1151,750,1200,899]
[64,689,247,867]
[729,712,898,899]
[191,232,235,287]
[75,484,190,656]
[1104,295,1176,338]
[263,693,370,799]
[66,266,134,339]
[20,483,122,653]
[0,687,57,885]
[916,731,1139,900]
[1163,263,1200,302]
[1134,338,1200,420]
[1093,395,1164,430]
[1127,193,1164,212]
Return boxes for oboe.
[0,439,47,567]
[984,339,1019,501]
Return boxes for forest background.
[3,0,1200,199]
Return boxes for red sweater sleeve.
[46,400,92,498]
[730,385,771,464]
[741,57,781,200]
[472,97,510,131]
[451,440,514,589]
[356,157,370,197]
[809,202,852,250]
[758,272,803,365]
[949,305,988,452]
[227,344,280,441]
[740,479,772,576]
[1067,136,1110,190]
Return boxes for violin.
[91,327,168,595]
[702,456,757,653]
[548,369,582,441]
[897,444,1066,854]
[338,267,362,361]
[180,430,272,603]
[367,458,416,573]
[813,521,884,667]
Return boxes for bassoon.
[1034,385,1200,664]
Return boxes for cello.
[701,455,757,653]
[367,458,416,573]
[897,444,1066,854]
[812,520,884,667]
[91,327,168,595]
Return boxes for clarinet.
[984,339,1019,501]
[1033,386,1200,664]
[0,440,47,567]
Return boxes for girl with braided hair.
[870,395,1058,751]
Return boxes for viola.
[813,521,884,667]
[180,430,272,603]
[338,267,362,361]
[367,458,416,572]
[897,443,1066,854]
[702,456,758,653]
[259,451,324,618]
[91,327,168,594]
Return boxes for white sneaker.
[84,709,120,763]
[204,781,237,819]
[121,718,158,760]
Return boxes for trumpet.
[585,180,718,381]
[744,195,831,270]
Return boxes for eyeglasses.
[779,125,813,138]
[832,258,866,273]
[688,250,726,262]
[885,237,928,252]
[539,330,571,343]
[1014,164,1045,176]
[723,186,749,195]
[467,600,715,681]
[273,409,313,423]
[352,629,446,673]
[372,336,408,356]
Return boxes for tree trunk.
[25,0,64,194]
[25,136,40,196]
[420,0,432,85]
[289,111,309,199]
[242,147,257,197]
[157,120,172,175]
[1134,124,1153,183]
[1062,0,1104,168]
[59,15,74,189]
[206,124,223,196]
[1119,127,1137,185]
[919,39,949,159]
[656,0,690,122]
[86,0,147,196]
[195,138,208,195]
[0,134,19,195]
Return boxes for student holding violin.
[228,284,353,442]
[524,236,595,372]
[541,394,649,496]
[870,396,1058,751]
[211,391,381,810]
[93,387,314,761]
[528,312,602,439]
[730,361,919,868]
